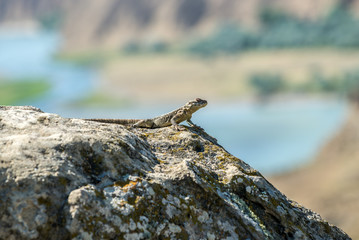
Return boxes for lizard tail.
[84,119,140,125]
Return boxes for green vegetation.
[38,11,63,30]
[188,25,257,56]
[93,49,359,103]
[248,68,359,102]
[56,40,170,67]
[0,78,51,105]
[249,73,286,98]
[298,70,341,93]
[122,42,142,55]
[55,51,113,67]
[187,4,359,56]
[70,92,132,108]
[122,40,169,55]
[342,70,359,103]
[148,41,168,53]
[299,69,359,101]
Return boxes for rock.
[0,106,350,240]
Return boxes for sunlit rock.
[0,106,351,239]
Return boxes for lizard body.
[84,98,207,130]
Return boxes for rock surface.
[0,106,351,240]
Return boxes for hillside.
[0,0,358,52]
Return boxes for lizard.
[83,98,208,130]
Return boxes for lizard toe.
[173,125,186,131]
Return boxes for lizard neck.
[184,105,205,114]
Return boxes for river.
[0,29,348,175]
[0,29,97,111]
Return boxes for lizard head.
[185,98,208,111]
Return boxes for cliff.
[0,106,350,239]
[270,105,359,239]
[0,0,357,52]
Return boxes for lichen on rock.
[0,106,351,239]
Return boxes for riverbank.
[0,78,50,105]
[270,105,359,239]
[98,49,359,105]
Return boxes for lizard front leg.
[170,111,189,131]
[170,118,185,131]
[187,119,204,130]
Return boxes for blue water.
[0,29,348,175]
[0,29,97,111]
[70,100,347,175]
[201,100,347,174]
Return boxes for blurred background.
[1,0,359,237]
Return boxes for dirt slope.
[270,105,359,239]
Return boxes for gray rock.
[0,106,351,240]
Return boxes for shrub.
[343,70,359,103]
[38,11,63,30]
[187,4,359,55]
[122,42,141,54]
[187,24,257,56]
[148,41,168,53]
[249,73,286,98]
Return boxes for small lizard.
[84,98,208,130]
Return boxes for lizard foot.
[173,125,186,131]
